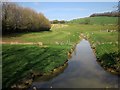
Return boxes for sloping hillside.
[68,16,118,25]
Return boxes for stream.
[30,39,119,88]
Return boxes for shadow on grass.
[2,30,52,38]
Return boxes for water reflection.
[30,39,119,88]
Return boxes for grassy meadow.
[2,19,119,88]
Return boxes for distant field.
[68,16,118,25]
[2,24,119,88]
[2,24,118,45]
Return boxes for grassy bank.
[2,44,71,88]
[85,28,119,74]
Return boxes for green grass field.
[68,16,118,25]
[2,24,81,45]
[2,23,119,88]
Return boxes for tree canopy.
[2,2,51,34]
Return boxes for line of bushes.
[90,11,120,17]
[50,20,66,24]
[2,2,51,34]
